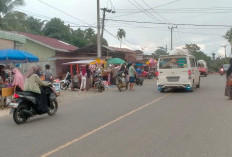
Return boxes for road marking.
[41,93,171,157]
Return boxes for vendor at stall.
[0,65,6,83]
[12,67,24,92]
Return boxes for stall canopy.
[0,49,39,63]
[107,58,125,64]
[63,60,95,65]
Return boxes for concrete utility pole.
[168,26,177,50]
[221,44,227,58]
[101,8,115,38]
[97,0,102,58]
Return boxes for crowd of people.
[68,62,142,92]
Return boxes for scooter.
[9,86,58,124]
[93,73,105,92]
[60,72,71,90]
[116,71,128,91]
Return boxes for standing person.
[111,64,117,85]
[129,63,137,91]
[12,68,24,92]
[44,64,53,83]
[225,58,232,99]
[80,66,87,91]
[86,64,91,91]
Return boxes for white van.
[157,49,200,92]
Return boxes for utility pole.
[221,44,227,58]
[168,26,177,50]
[97,0,102,58]
[101,8,115,38]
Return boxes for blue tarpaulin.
[0,49,39,63]
[135,63,143,66]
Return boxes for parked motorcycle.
[9,86,58,124]
[135,74,144,86]
[60,72,71,90]
[147,71,155,79]
[93,73,105,92]
[116,71,128,91]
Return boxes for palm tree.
[224,28,232,55]
[117,28,126,48]
[0,0,25,28]
[212,52,216,60]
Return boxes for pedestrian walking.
[110,64,117,85]
[80,66,87,91]
[86,64,91,91]
[129,63,137,91]
[225,58,232,99]
[44,64,53,83]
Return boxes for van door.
[189,58,199,85]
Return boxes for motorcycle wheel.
[98,85,103,92]
[13,105,28,124]
[117,84,122,92]
[60,82,68,90]
[47,100,58,116]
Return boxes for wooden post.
[70,64,73,78]
[76,64,79,75]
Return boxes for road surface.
[0,75,231,157]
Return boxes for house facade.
[0,31,78,76]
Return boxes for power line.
[110,0,181,18]
[104,22,223,36]
[37,0,91,26]
[105,19,232,27]
[141,0,170,23]
[104,29,137,50]
[127,0,163,22]
[15,9,96,28]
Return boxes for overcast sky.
[17,0,232,57]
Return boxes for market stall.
[0,49,39,109]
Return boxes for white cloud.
[218,47,225,57]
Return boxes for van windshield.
[159,57,187,69]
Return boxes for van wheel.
[190,81,195,92]
[196,78,200,88]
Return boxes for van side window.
[190,58,196,67]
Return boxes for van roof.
[159,54,194,58]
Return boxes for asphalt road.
[0,75,231,157]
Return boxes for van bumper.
[157,84,193,91]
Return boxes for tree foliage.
[43,18,72,43]
[0,0,25,27]
[117,28,126,48]
[152,47,168,60]
[224,28,232,54]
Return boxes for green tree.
[84,28,95,41]
[212,52,216,60]
[184,44,200,53]
[117,28,126,48]
[0,0,25,28]
[184,43,212,69]
[25,17,44,35]
[1,11,27,31]
[43,18,72,43]
[152,46,168,59]
[224,28,232,55]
